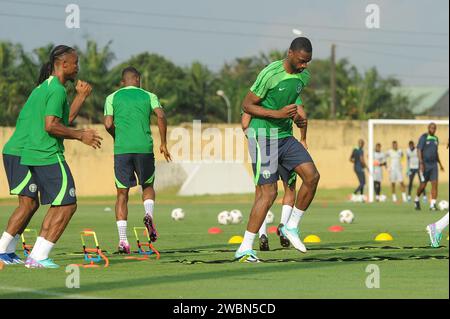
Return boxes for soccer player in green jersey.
[12,45,101,269]
[242,109,299,251]
[235,37,320,262]
[0,76,92,266]
[104,67,171,254]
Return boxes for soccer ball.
[229,209,243,224]
[171,208,185,221]
[218,211,232,225]
[339,210,354,224]
[438,200,449,211]
[379,194,387,202]
[265,210,275,224]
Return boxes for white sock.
[280,205,293,225]
[435,213,449,233]
[29,236,44,259]
[376,195,380,201]
[0,232,14,254]
[402,192,407,202]
[286,206,305,229]
[415,196,420,202]
[258,219,267,238]
[6,234,20,254]
[392,194,397,202]
[238,231,256,253]
[117,220,128,243]
[144,199,154,218]
[31,238,54,261]
[430,199,437,208]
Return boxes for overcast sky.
[0,0,448,86]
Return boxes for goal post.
[367,119,449,203]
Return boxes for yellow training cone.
[228,236,244,244]
[304,235,321,243]
[375,233,393,241]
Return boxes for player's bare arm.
[437,152,444,171]
[418,148,424,173]
[154,107,172,162]
[104,115,115,139]
[69,80,92,124]
[242,91,297,119]
[294,105,308,149]
[241,112,251,132]
[45,115,102,149]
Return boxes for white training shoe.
[280,225,307,253]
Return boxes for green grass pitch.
[0,186,448,299]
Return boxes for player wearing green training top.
[0,76,92,266]
[104,67,171,254]
[5,45,102,269]
[235,37,320,262]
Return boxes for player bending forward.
[104,67,171,254]
[235,37,320,263]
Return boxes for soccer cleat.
[280,225,307,253]
[430,204,438,212]
[143,214,158,242]
[259,235,270,251]
[0,253,14,265]
[118,241,131,254]
[277,224,290,248]
[7,253,24,264]
[426,223,443,248]
[234,249,260,263]
[414,201,421,211]
[24,257,60,269]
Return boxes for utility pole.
[330,44,337,119]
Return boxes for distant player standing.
[235,37,320,262]
[373,143,387,201]
[0,49,93,266]
[20,45,101,268]
[406,140,427,202]
[386,141,407,203]
[104,67,171,254]
[414,123,445,211]
[350,139,367,202]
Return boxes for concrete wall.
[0,120,448,198]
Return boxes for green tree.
[73,40,115,123]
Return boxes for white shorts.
[373,168,383,182]
[389,169,403,183]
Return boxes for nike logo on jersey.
[278,87,286,91]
